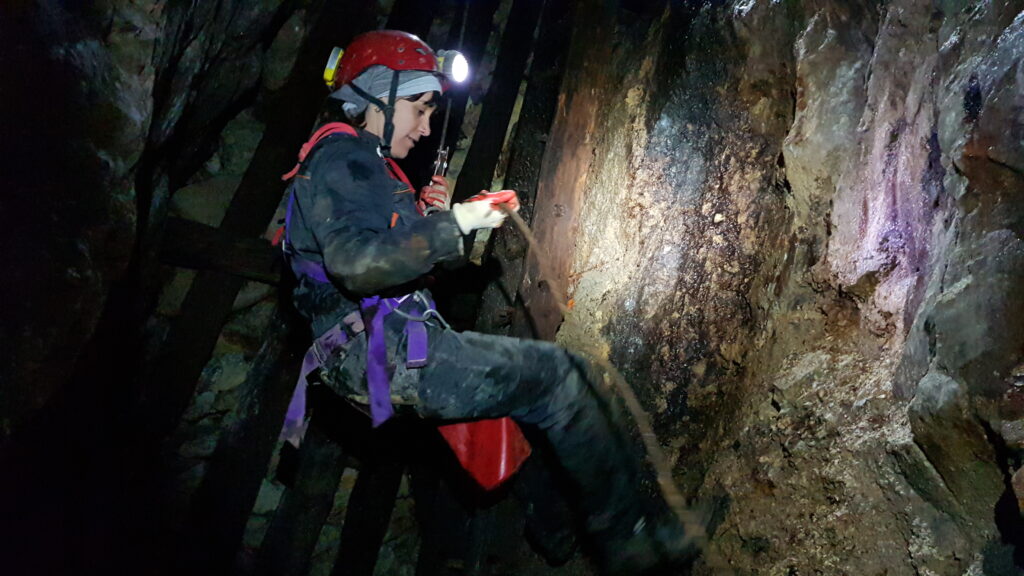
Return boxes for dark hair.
[318,98,351,126]
[405,91,441,107]
[318,90,442,129]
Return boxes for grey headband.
[329,65,443,116]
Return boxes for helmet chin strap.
[350,71,401,158]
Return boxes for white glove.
[451,200,507,234]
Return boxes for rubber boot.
[521,360,703,575]
[513,453,578,566]
[594,502,702,575]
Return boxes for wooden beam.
[257,417,349,576]
[175,306,304,575]
[330,455,405,576]
[139,0,377,444]
[438,0,547,332]
[438,0,502,183]
[159,217,282,285]
[409,435,477,576]
[513,0,614,341]
[474,0,575,338]
[137,2,380,571]
[451,0,545,204]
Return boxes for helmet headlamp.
[437,50,470,83]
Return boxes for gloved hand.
[466,189,520,212]
[451,189,520,235]
[418,175,450,215]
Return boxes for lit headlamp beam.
[438,50,470,83]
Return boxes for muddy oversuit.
[285,127,693,573]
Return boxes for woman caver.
[279,30,700,575]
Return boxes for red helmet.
[325,30,440,90]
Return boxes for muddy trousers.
[323,325,676,570]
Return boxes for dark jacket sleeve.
[295,139,464,296]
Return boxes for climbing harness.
[278,122,437,433]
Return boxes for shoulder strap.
[384,158,414,191]
[281,122,359,181]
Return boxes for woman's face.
[365,92,437,159]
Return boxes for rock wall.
[0,0,317,436]
[545,0,1024,572]
[1,1,160,435]
[0,1,360,572]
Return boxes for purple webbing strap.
[281,323,349,447]
[290,256,330,284]
[362,296,396,427]
[404,294,435,368]
[284,293,433,435]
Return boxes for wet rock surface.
[544,0,1024,573]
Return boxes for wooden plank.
[144,268,247,432]
[329,456,405,576]
[159,217,282,285]
[139,0,378,443]
[409,439,477,576]
[513,0,614,341]
[464,508,499,575]
[394,0,501,193]
[325,416,412,576]
[175,307,304,575]
[257,417,349,576]
[137,3,381,572]
[438,0,503,181]
[438,0,547,332]
[474,0,575,337]
[408,467,446,576]
[451,0,545,204]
